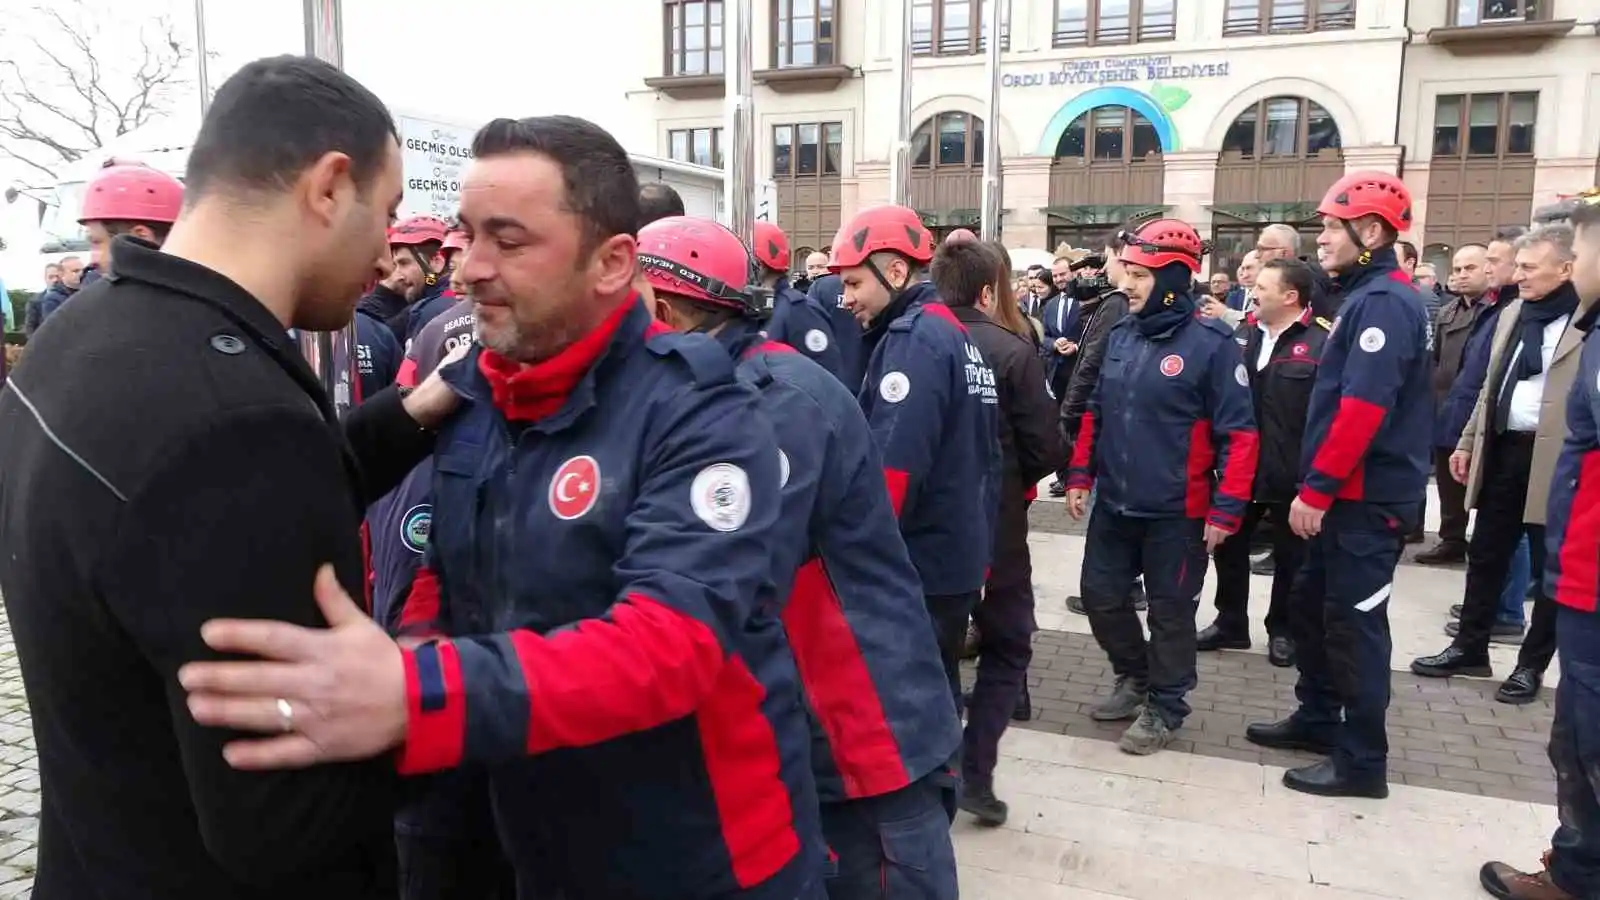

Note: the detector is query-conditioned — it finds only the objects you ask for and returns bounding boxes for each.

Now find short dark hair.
[639,182,685,225]
[1101,228,1124,253]
[1570,200,1599,232]
[473,116,641,254]
[1396,240,1418,264]
[103,220,173,244]
[930,239,1002,308]
[1261,258,1314,307]
[1491,225,1527,245]
[185,55,398,202]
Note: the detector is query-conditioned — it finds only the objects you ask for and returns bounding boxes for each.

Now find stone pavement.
[0,613,37,899]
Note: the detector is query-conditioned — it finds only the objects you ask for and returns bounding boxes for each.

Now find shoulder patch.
[400,504,432,554]
[1315,317,1332,331]
[1358,326,1387,353]
[690,463,752,532]
[644,331,738,386]
[879,370,912,403]
[803,328,829,353]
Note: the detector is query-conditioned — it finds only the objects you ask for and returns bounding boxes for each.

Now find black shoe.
[1415,541,1468,565]
[1048,480,1066,498]
[1496,667,1543,705]
[1196,623,1251,652]
[1405,529,1426,545]
[1130,580,1147,612]
[1450,603,1463,620]
[1012,685,1032,722]
[1268,635,1296,668]
[1410,646,1493,679]
[1444,619,1524,645]
[1244,716,1337,754]
[1282,758,1388,799]
[958,784,1008,826]
[1250,553,1276,576]
[1066,594,1087,615]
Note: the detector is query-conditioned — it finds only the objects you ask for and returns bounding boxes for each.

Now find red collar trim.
[477,297,635,422]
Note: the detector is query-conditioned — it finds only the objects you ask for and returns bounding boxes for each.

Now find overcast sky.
[0,0,647,283]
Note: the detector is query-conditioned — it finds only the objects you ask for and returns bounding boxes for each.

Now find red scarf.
[477,299,633,421]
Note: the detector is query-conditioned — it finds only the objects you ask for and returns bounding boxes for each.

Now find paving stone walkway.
[0,613,38,899]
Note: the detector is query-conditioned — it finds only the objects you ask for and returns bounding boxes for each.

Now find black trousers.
[926,591,982,710]
[962,490,1036,786]
[1434,448,1470,545]
[1455,433,1544,658]
[1211,501,1304,640]
[1516,583,1559,675]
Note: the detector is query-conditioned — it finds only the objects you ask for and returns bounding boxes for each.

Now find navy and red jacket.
[1067,309,1258,531]
[1544,302,1600,612]
[1297,247,1432,510]
[857,281,1001,595]
[765,281,844,382]
[395,299,821,900]
[714,319,960,804]
[366,299,475,628]
[808,274,864,389]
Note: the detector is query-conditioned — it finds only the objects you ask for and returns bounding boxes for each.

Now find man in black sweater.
[0,56,460,899]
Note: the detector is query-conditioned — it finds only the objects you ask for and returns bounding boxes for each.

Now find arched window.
[1053,106,1162,163]
[1222,96,1342,159]
[911,112,985,169]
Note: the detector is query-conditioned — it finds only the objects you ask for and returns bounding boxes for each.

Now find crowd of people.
[1,51,1599,900]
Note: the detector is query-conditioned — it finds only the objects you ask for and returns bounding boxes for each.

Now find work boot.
[1451,603,1463,619]
[1245,716,1336,754]
[1415,541,1467,565]
[1282,758,1388,799]
[1445,619,1524,645]
[1496,667,1543,705]
[1048,479,1066,498]
[1250,551,1276,576]
[1090,675,1146,721]
[1410,646,1493,678]
[1479,853,1579,899]
[1066,594,1087,615]
[958,782,1008,827]
[1118,706,1174,756]
[1267,635,1296,668]
[1012,684,1032,722]
[1196,622,1251,652]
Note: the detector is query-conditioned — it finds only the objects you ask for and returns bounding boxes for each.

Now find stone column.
[1340,145,1405,175]
[1001,156,1053,251]
[1162,150,1219,242]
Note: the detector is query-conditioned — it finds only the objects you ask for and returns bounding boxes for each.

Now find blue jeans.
[1497,536,1529,628]
[1547,605,1600,896]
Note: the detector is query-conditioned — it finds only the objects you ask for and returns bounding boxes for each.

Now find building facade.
[627,0,1600,275]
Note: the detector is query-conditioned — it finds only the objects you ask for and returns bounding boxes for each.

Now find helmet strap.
[408,246,438,284]
[865,256,906,302]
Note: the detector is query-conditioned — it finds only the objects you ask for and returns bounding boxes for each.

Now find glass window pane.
[938,113,968,166]
[1305,101,1341,154]
[1225,0,1262,31]
[1222,106,1258,157]
[1507,91,1536,154]
[912,123,933,167]
[1097,0,1131,42]
[824,123,843,174]
[1467,94,1500,156]
[1270,0,1308,31]
[1316,0,1355,27]
[1055,115,1087,158]
[692,130,711,167]
[1433,95,1462,157]
[774,126,793,175]
[686,1,703,26]
[973,116,985,165]
[712,130,724,168]
[708,48,723,73]
[1092,107,1125,160]
[1261,97,1300,157]
[1130,114,1161,159]
[912,0,934,52]
[671,131,689,161]
[1141,0,1176,38]
[942,0,971,51]
[710,0,722,25]
[1056,0,1087,42]
[797,123,820,175]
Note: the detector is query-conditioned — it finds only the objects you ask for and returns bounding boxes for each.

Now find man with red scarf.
[177,116,826,900]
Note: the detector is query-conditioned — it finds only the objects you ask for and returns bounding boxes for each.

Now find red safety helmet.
[637,216,759,315]
[442,229,470,253]
[828,204,935,271]
[1116,218,1207,274]
[752,221,790,272]
[389,215,451,246]
[1317,171,1413,233]
[79,160,183,225]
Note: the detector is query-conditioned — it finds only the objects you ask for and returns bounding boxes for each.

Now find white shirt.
[1503,314,1570,432]
[1256,319,1288,371]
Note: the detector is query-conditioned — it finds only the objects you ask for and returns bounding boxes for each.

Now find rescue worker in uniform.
[1199,258,1330,669]
[752,220,845,381]
[638,215,961,900]
[808,259,863,388]
[1244,171,1432,799]
[179,115,827,900]
[388,215,461,350]
[1065,218,1258,755]
[1480,188,1600,900]
[79,159,183,274]
[927,236,1062,826]
[830,203,1002,707]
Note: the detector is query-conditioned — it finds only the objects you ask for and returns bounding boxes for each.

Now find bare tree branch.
[0,0,191,180]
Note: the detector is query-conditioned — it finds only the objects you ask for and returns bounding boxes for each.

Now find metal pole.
[194,0,212,117]
[724,0,755,245]
[298,0,360,414]
[979,0,1003,241]
[889,0,915,207]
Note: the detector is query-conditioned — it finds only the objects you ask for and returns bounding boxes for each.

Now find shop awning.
[1207,202,1321,224]
[1039,204,1169,225]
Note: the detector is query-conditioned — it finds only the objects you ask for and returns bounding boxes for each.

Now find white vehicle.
[12,110,726,282]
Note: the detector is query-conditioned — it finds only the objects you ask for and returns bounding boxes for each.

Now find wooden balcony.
[1213,150,1345,204]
